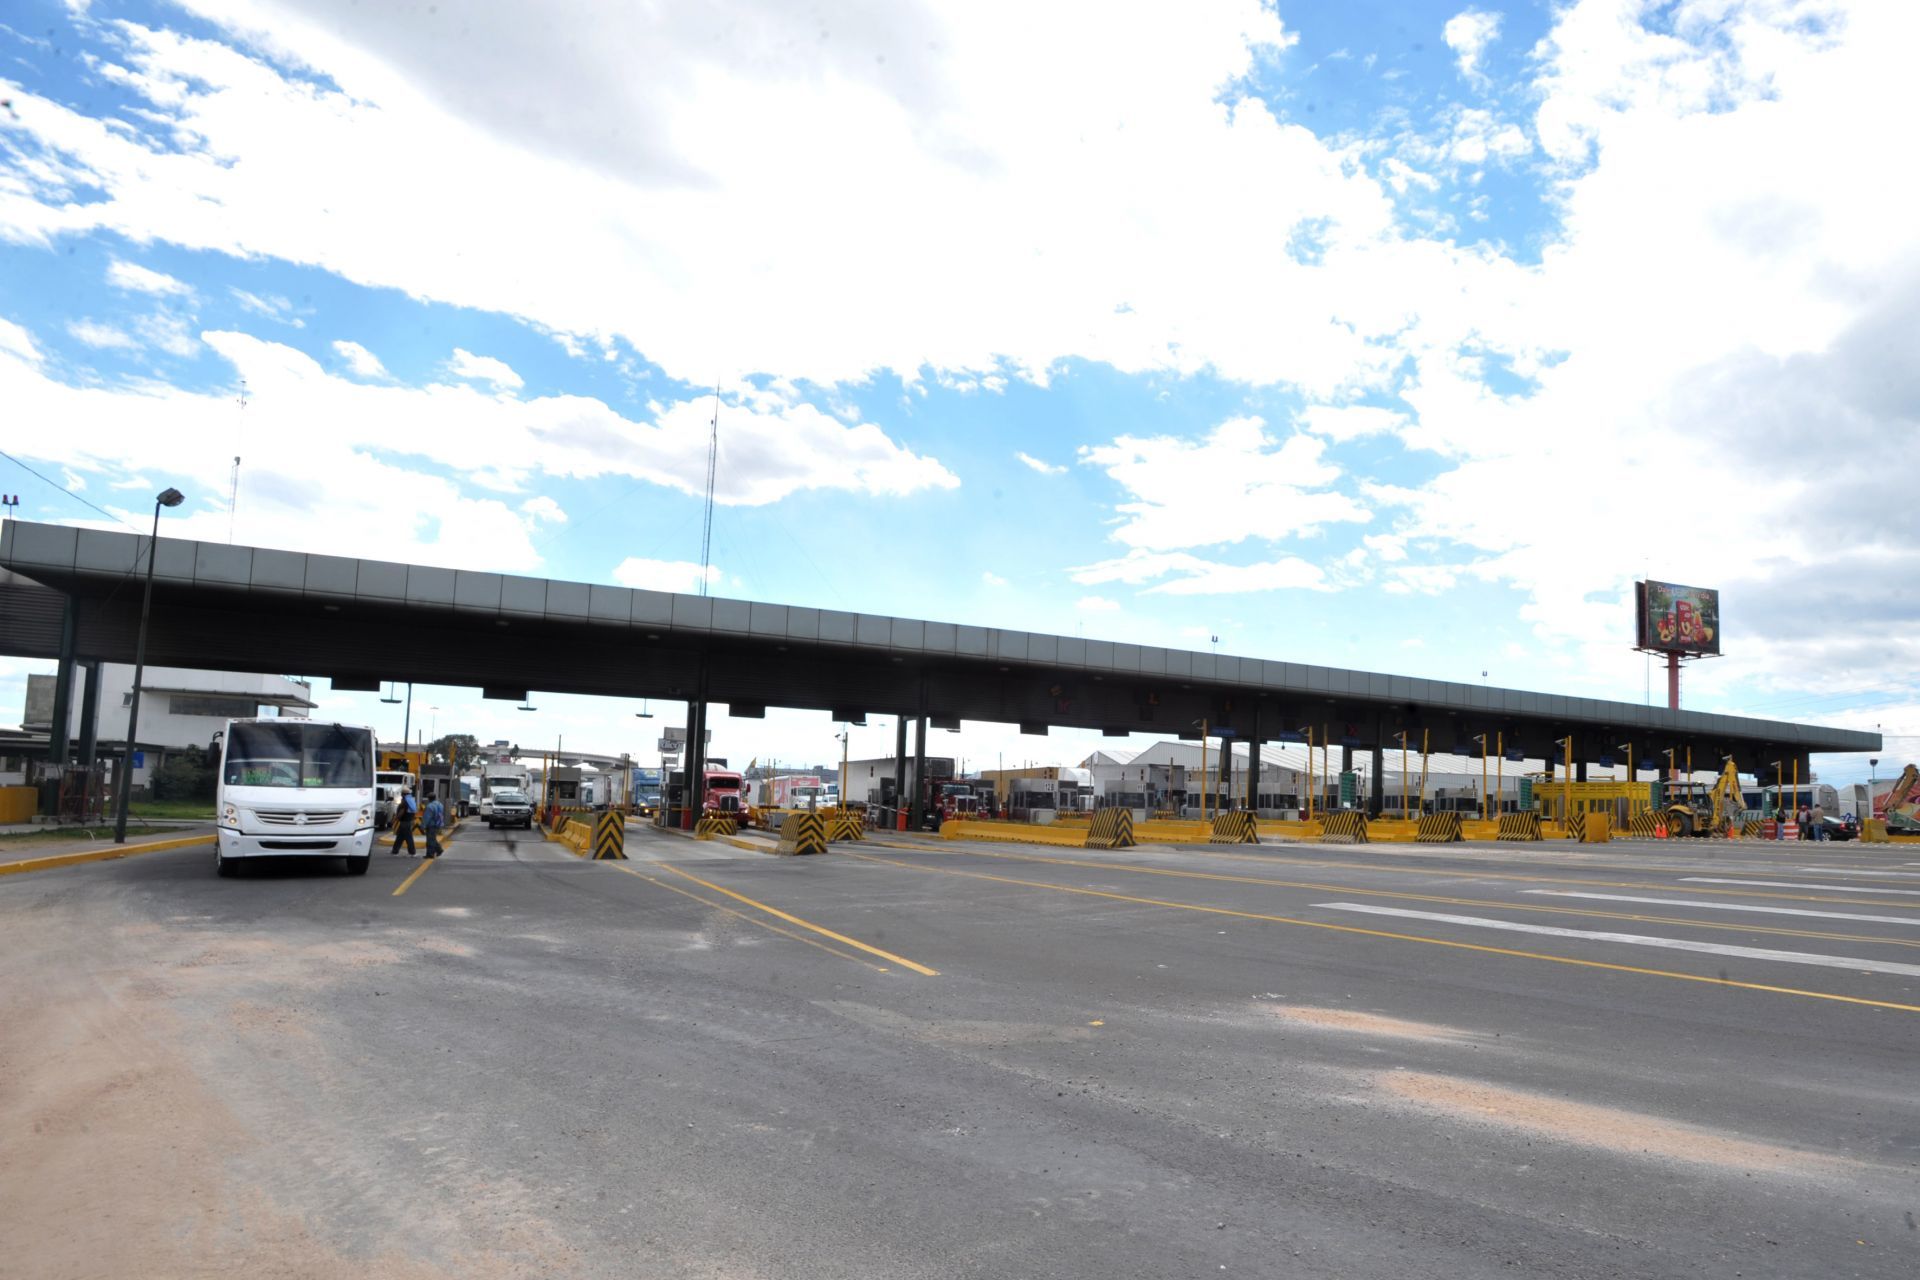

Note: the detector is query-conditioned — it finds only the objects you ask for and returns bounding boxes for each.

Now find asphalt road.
[2,821,1916,1278]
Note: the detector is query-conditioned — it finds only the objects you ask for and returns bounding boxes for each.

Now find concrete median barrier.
[1208,812,1260,844]
[1084,809,1137,849]
[1415,813,1463,843]
[1319,812,1368,844]
[775,812,828,855]
[1496,813,1544,842]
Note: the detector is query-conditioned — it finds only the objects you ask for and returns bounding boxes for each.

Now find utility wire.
[0,448,138,530]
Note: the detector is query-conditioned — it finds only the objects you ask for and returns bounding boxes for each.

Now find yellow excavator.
[1664,758,1746,838]
[1877,764,1919,834]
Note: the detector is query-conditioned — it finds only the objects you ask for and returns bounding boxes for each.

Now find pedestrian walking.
[423,794,446,858]
[391,788,419,856]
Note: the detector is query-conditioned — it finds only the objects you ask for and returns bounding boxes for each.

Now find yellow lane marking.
[0,833,214,878]
[914,846,1920,950]
[836,849,1920,1015]
[391,854,440,897]
[636,862,939,976]
[603,862,887,972]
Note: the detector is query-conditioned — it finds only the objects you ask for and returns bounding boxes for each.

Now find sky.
[1,0,1916,785]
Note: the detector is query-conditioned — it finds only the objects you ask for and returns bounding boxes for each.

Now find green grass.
[128,799,215,820]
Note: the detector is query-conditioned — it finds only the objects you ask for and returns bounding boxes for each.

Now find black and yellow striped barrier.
[1563,812,1611,843]
[1085,809,1136,849]
[1319,811,1369,844]
[1415,812,1463,843]
[827,810,866,842]
[1496,812,1543,841]
[776,812,828,855]
[1208,812,1259,844]
[1624,811,1660,838]
[592,810,627,859]
[694,815,739,840]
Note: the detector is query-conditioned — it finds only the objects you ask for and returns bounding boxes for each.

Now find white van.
[214,718,377,876]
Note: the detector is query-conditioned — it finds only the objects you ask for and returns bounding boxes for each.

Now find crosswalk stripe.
[1524,890,1920,927]
[1313,903,1920,978]
[1797,867,1920,878]
[1681,878,1920,896]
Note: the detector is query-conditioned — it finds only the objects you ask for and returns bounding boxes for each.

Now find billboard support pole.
[1667,651,1681,710]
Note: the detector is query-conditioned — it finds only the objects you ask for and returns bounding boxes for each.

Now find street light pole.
[113,487,184,844]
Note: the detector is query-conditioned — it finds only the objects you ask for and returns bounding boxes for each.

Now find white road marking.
[1524,890,1920,927]
[1313,903,1920,978]
[1797,867,1920,878]
[1680,878,1920,896]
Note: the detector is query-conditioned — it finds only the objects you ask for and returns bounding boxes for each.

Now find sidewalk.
[0,822,216,875]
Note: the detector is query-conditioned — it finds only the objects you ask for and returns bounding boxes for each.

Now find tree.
[152,745,216,801]
[427,733,481,772]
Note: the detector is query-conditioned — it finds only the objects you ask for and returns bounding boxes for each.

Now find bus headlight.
[221,803,239,828]
[359,807,372,826]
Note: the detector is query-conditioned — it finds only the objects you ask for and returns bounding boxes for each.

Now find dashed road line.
[1314,903,1920,979]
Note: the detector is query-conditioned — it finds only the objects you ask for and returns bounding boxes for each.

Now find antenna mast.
[227,455,241,544]
[699,382,718,597]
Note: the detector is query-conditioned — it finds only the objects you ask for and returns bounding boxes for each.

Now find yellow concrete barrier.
[1366,819,1420,842]
[1208,812,1260,844]
[1415,813,1463,843]
[1137,819,1212,843]
[1459,818,1499,841]
[775,812,828,855]
[1496,813,1544,842]
[939,819,1090,849]
[592,810,627,859]
[1319,812,1368,844]
[1860,819,1890,843]
[1565,812,1611,843]
[1263,819,1321,840]
[0,786,37,824]
[1085,809,1137,850]
[827,810,866,842]
[695,815,738,841]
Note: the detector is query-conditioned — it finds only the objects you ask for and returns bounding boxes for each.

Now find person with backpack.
[422,793,447,859]
[391,787,419,856]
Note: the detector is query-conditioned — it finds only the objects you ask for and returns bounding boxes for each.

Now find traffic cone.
[1654,822,1668,839]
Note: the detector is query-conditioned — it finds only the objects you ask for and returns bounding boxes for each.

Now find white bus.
[215,718,377,876]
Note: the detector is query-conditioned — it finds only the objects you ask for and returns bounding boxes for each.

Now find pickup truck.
[485,788,535,829]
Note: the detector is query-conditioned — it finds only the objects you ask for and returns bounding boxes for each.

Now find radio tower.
[227,455,241,544]
[698,383,718,597]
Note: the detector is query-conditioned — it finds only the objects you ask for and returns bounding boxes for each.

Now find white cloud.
[447,348,524,391]
[0,327,959,544]
[1075,595,1121,612]
[1015,451,1066,475]
[231,288,301,325]
[1443,9,1503,82]
[0,318,43,364]
[331,339,387,379]
[106,258,193,298]
[1071,548,1328,595]
[60,468,86,492]
[0,5,1404,393]
[611,558,721,593]
[981,570,1008,587]
[67,320,137,349]
[132,310,199,356]
[1080,415,1368,552]
[520,495,567,524]
[1297,404,1407,442]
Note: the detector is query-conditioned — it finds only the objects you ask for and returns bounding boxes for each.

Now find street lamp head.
[156,488,185,508]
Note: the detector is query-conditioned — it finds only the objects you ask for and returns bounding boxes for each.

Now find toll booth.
[417,763,459,812]
[547,765,584,806]
[660,769,688,828]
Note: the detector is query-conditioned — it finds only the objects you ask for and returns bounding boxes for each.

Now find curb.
[0,833,216,878]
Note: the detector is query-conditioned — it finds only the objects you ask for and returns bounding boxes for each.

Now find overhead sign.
[1636,580,1721,655]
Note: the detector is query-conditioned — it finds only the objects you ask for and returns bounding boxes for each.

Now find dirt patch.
[416,937,477,958]
[0,908,577,1278]
[1374,1070,1851,1176]
[1269,1004,1475,1042]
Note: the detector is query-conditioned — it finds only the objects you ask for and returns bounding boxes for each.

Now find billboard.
[1636,580,1721,655]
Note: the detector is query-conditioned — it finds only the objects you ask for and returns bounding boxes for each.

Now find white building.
[24,663,314,790]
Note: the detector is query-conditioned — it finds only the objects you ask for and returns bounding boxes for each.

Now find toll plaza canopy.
[0,520,1877,779]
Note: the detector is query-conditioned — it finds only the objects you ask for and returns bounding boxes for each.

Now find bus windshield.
[224,723,374,789]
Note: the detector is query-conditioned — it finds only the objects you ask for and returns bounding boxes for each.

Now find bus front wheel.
[345,855,371,876]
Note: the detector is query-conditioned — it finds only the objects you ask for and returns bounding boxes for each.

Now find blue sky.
[2,0,1915,782]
